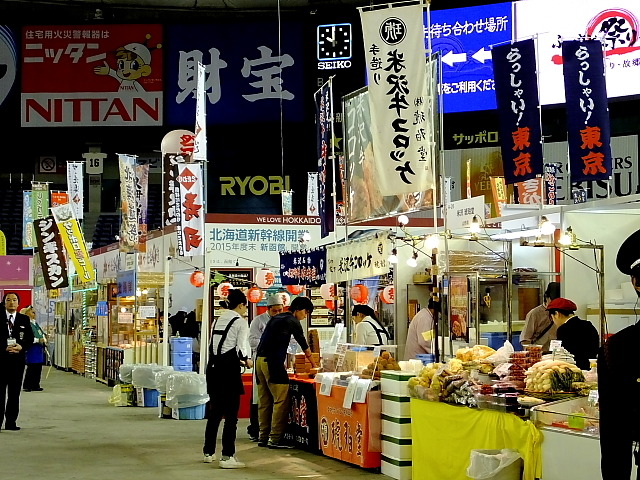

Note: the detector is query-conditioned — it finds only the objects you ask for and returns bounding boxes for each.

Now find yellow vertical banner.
[50,204,95,284]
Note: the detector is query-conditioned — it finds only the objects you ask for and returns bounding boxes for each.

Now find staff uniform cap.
[616,229,640,275]
[266,294,283,307]
[546,298,577,312]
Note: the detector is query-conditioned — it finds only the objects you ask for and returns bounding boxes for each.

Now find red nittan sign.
[22,24,163,127]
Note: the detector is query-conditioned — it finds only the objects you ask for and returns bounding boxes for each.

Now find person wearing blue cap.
[599,228,640,480]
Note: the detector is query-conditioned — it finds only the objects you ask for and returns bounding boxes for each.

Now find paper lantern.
[189,270,205,288]
[216,282,234,298]
[350,284,369,304]
[381,285,395,304]
[247,287,264,303]
[319,283,336,300]
[286,285,305,295]
[161,129,196,156]
[256,268,276,289]
[277,292,291,307]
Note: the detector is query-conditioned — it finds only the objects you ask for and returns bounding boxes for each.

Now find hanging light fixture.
[539,216,556,235]
[406,251,418,268]
[387,247,398,264]
[469,215,481,234]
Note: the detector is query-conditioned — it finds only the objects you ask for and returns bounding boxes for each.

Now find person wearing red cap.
[599,228,640,480]
[546,297,598,370]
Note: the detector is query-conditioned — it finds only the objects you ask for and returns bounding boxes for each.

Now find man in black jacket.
[0,292,35,431]
[599,229,640,479]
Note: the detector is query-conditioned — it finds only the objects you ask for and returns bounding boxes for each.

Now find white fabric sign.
[193,62,207,162]
[326,230,390,283]
[361,3,434,196]
[177,163,205,257]
[307,172,319,216]
[66,162,84,220]
[118,154,138,252]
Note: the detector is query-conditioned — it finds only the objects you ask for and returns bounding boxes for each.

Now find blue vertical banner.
[315,82,334,239]
[562,39,612,184]
[492,38,543,185]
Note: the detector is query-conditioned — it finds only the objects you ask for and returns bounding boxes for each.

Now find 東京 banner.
[176,163,204,257]
[562,39,612,184]
[360,3,434,197]
[326,231,389,283]
[492,38,543,184]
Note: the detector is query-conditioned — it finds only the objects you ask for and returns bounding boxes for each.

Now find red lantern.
[350,284,369,304]
[216,282,233,298]
[190,270,205,288]
[381,285,395,304]
[247,287,264,303]
[286,285,305,295]
[256,269,276,289]
[319,283,335,300]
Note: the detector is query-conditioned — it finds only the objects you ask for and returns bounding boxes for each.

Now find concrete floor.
[3,368,382,480]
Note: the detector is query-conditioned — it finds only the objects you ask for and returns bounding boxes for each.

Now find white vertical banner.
[360,3,434,196]
[66,161,84,220]
[118,154,139,252]
[193,62,207,162]
[307,172,319,216]
[176,163,204,257]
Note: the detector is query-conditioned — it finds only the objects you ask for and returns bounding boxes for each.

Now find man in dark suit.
[599,229,640,479]
[0,292,35,431]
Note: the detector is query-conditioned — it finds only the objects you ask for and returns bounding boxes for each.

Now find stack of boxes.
[380,370,415,480]
[170,337,193,372]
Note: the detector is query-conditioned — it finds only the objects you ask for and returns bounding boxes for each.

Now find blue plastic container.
[170,337,193,353]
[142,388,159,408]
[172,365,194,372]
[171,352,193,367]
[173,403,206,420]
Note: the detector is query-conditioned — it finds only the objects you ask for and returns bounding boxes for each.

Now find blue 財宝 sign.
[166,22,305,126]
[425,2,513,113]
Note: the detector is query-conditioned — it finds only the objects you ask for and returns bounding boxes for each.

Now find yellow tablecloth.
[411,399,541,480]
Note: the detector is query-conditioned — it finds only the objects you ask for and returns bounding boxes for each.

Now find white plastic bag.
[484,341,515,366]
[467,449,522,480]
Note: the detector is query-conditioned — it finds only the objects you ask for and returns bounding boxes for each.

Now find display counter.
[410,398,541,480]
[284,377,320,453]
[315,383,382,469]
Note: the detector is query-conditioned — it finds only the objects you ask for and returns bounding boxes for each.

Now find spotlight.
[398,214,409,226]
[469,215,481,234]
[387,248,398,264]
[406,251,418,268]
[539,216,556,235]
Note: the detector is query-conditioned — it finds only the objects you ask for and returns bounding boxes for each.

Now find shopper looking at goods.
[202,289,252,469]
[255,295,316,449]
[22,306,47,392]
[545,297,598,370]
[404,297,437,360]
[352,304,389,346]
[521,282,561,352]
[246,293,284,442]
[0,292,34,431]
[599,228,640,480]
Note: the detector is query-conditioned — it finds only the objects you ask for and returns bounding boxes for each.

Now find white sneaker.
[203,454,214,463]
[219,456,246,469]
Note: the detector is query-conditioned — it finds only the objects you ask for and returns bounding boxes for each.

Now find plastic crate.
[171,352,193,367]
[172,403,206,420]
[169,337,193,353]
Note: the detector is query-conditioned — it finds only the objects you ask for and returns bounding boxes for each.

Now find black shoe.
[5,425,21,431]
[267,440,294,449]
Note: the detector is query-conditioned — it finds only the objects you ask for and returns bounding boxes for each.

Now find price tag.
[343,375,359,409]
[353,378,371,403]
[319,374,334,396]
